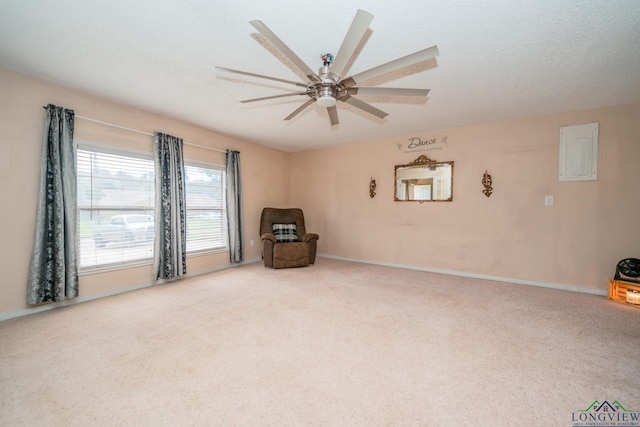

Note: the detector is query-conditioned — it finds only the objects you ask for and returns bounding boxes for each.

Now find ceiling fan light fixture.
[317,95,337,107]
[316,85,337,107]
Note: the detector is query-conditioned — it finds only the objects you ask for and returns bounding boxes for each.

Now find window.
[77,145,155,269]
[184,164,226,252]
[77,144,227,270]
[413,184,432,200]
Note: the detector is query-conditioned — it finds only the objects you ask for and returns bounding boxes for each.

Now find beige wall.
[290,103,640,293]
[2,66,638,317]
[0,68,290,315]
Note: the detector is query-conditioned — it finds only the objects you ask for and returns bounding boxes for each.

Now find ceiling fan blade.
[216,66,308,88]
[329,9,374,81]
[284,99,315,121]
[341,45,440,87]
[327,106,339,126]
[341,96,388,119]
[241,92,308,103]
[346,87,430,97]
[249,20,320,83]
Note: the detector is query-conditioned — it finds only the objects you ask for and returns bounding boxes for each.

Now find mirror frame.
[394,155,454,203]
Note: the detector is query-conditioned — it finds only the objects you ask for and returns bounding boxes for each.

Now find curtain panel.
[226,150,243,263]
[27,104,78,304]
[154,132,187,280]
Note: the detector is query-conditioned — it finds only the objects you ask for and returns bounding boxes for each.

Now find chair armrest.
[261,233,277,243]
[301,233,319,242]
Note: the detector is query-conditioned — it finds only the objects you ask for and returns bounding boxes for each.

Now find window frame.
[75,141,229,274]
[76,141,156,273]
[183,159,228,255]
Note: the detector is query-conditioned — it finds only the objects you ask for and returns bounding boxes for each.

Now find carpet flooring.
[1,258,639,426]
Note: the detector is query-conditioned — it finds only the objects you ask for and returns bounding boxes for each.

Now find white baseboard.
[317,253,608,297]
[2,255,605,322]
[0,257,262,322]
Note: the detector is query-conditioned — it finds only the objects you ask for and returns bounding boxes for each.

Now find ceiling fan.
[216,9,439,126]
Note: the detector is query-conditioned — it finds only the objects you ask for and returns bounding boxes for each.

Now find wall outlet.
[250,239,255,247]
[544,195,554,206]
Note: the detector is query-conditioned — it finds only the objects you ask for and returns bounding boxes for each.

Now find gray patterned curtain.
[226,150,243,263]
[27,104,78,304]
[154,132,187,280]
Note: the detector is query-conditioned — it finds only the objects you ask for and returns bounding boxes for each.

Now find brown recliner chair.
[260,208,319,269]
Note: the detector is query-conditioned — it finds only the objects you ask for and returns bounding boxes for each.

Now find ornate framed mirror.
[394,155,454,202]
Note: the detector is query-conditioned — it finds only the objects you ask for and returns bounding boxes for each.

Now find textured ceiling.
[1,0,639,153]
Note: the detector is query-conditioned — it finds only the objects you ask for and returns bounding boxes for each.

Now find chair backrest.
[260,208,307,239]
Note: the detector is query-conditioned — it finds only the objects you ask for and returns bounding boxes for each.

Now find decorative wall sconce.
[369,177,377,198]
[482,170,493,197]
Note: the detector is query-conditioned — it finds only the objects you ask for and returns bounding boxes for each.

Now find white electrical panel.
[559,122,598,181]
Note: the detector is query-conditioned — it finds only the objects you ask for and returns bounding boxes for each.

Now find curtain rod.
[42,106,227,154]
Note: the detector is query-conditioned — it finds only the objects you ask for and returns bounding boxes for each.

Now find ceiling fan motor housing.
[315,65,341,107]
